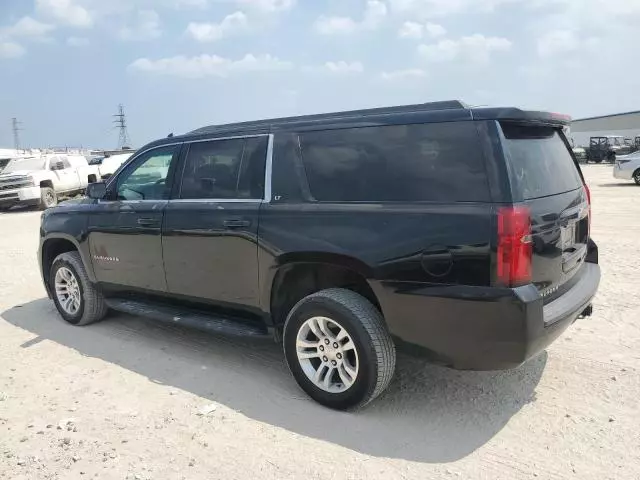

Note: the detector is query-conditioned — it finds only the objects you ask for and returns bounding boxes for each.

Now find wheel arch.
[39,179,54,189]
[267,254,381,332]
[40,234,96,296]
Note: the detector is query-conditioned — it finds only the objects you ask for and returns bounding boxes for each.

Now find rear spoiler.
[471,107,572,126]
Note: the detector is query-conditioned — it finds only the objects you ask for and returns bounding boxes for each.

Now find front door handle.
[137,218,160,227]
[223,219,251,228]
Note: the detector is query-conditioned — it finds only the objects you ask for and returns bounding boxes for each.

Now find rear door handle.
[137,218,160,227]
[223,219,251,228]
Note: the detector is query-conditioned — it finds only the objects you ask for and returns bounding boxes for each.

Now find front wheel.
[283,288,396,410]
[40,187,57,210]
[633,169,640,185]
[50,251,108,326]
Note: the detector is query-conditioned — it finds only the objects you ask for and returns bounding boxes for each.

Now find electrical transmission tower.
[113,104,132,149]
[11,117,23,151]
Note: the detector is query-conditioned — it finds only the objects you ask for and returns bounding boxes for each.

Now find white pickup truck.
[0,154,100,211]
[88,152,134,180]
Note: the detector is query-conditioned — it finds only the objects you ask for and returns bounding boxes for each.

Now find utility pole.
[11,117,22,151]
[113,104,132,149]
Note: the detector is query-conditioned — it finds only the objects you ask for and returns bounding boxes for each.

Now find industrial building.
[570,110,640,147]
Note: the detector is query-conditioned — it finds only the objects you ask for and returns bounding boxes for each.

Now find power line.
[11,117,23,151]
[113,104,132,149]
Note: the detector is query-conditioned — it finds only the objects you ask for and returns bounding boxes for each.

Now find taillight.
[497,206,532,287]
[584,183,591,236]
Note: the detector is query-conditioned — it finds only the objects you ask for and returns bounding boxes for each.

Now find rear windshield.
[298,122,490,203]
[501,123,582,200]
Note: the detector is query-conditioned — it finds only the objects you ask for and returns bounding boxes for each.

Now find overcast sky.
[1,0,639,148]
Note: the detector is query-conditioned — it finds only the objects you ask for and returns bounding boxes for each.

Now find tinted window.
[116,146,178,200]
[501,123,582,200]
[298,122,489,202]
[236,136,268,199]
[180,137,267,200]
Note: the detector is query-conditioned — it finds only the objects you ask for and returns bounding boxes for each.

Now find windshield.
[3,157,45,173]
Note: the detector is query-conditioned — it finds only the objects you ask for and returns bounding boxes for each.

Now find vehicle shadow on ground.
[598,182,637,187]
[2,299,546,464]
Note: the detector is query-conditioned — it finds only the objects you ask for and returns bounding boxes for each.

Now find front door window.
[116,146,179,200]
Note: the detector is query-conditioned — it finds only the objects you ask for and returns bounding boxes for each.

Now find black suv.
[38,101,600,410]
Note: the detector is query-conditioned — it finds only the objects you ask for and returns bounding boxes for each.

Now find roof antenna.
[167,132,174,138]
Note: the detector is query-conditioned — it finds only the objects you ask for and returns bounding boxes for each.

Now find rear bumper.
[374,262,600,371]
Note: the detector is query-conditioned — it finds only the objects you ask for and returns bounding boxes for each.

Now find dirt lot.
[0,165,638,480]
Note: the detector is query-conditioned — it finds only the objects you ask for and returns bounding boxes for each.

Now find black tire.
[633,169,640,186]
[50,251,108,326]
[283,288,396,410]
[607,153,616,164]
[40,187,57,210]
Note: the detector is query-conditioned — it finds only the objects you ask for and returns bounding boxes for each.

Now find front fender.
[40,211,94,283]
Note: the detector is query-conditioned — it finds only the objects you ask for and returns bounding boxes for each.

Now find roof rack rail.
[190,100,468,135]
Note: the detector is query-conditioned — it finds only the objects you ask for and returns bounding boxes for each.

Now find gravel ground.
[1,164,638,480]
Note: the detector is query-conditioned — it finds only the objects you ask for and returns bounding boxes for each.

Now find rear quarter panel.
[258,202,493,334]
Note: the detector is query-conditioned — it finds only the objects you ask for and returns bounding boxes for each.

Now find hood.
[0,170,37,178]
[59,197,90,206]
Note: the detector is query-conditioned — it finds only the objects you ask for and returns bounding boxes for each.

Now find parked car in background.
[38,101,600,409]
[587,135,635,163]
[613,151,640,185]
[88,152,134,180]
[0,154,99,210]
[572,145,587,163]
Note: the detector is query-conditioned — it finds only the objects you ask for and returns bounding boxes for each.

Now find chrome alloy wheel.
[54,266,82,315]
[296,316,359,393]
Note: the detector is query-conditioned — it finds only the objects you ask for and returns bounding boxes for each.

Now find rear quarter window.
[500,122,583,200]
[298,122,490,203]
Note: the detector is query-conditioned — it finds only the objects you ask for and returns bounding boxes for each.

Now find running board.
[105,298,269,338]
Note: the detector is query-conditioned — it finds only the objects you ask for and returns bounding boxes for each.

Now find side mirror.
[87,182,107,200]
[51,161,64,171]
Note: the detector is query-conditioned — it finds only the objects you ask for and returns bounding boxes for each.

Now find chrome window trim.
[104,133,274,204]
[264,133,274,203]
[168,199,263,204]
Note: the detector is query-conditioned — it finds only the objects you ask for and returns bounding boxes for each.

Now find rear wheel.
[633,169,640,185]
[40,187,57,210]
[283,288,395,410]
[50,251,108,326]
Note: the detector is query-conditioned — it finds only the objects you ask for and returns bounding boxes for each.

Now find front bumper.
[374,262,600,371]
[0,186,41,205]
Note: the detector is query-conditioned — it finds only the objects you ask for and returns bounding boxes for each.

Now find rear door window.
[501,123,583,200]
[298,122,490,202]
[179,136,267,200]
